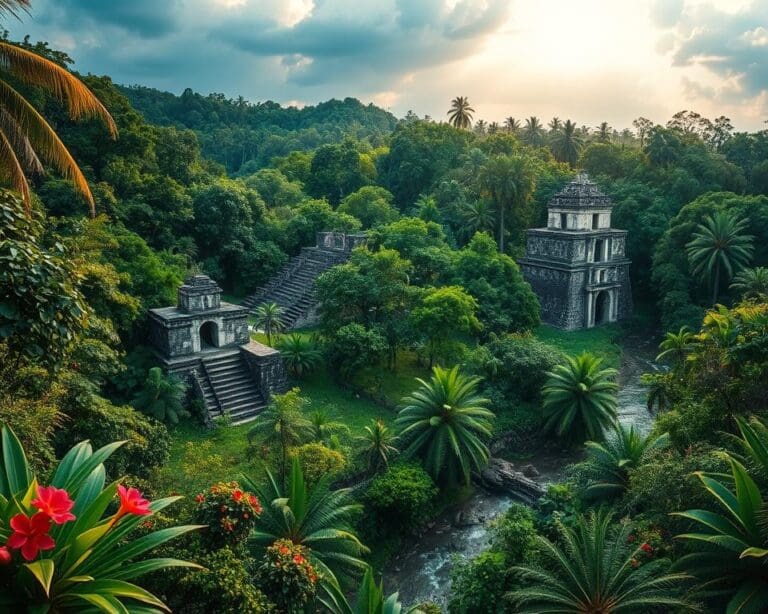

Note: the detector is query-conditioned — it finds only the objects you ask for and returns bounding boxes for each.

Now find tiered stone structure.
[149,275,287,424]
[519,173,631,330]
[243,231,367,329]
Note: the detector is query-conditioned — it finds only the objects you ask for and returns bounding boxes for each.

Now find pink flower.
[114,485,151,522]
[6,513,56,561]
[31,485,76,524]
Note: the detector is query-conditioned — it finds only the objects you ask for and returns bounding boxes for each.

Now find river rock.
[521,463,539,478]
[477,457,545,503]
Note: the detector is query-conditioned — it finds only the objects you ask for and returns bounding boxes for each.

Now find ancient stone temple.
[149,275,287,424]
[519,173,632,330]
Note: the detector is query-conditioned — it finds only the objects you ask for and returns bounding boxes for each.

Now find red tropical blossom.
[195,494,205,503]
[640,542,653,554]
[293,554,305,564]
[31,485,76,524]
[0,546,11,565]
[6,512,56,561]
[114,484,151,522]
[231,489,243,502]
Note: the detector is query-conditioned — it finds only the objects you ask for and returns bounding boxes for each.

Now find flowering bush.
[0,425,200,611]
[194,481,262,547]
[255,539,318,612]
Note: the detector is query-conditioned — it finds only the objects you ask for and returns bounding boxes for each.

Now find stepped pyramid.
[243,232,367,329]
[148,275,287,424]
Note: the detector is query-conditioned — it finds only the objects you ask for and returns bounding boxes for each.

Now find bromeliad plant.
[0,425,201,612]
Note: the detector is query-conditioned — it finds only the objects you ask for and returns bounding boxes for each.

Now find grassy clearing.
[535,323,623,369]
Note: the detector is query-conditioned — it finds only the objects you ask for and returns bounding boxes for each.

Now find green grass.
[535,323,623,368]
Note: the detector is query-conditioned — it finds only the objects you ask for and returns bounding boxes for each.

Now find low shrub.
[255,539,319,612]
[365,463,438,534]
[290,442,346,486]
[193,481,262,549]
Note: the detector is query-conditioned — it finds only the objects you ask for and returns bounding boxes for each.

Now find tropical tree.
[474,119,487,135]
[642,372,673,413]
[247,388,312,486]
[447,97,474,129]
[487,121,500,135]
[504,117,520,134]
[396,366,494,485]
[478,154,536,252]
[322,566,424,614]
[541,352,618,443]
[550,119,584,168]
[359,419,399,473]
[731,266,768,300]
[595,121,613,142]
[674,452,768,611]
[686,211,754,304]
[253,302,285,346]
[0,6,117,216]
[581,423,670,499]
[0,425,200,611]
[522,116,545,147]
[308,410,349,446]
[656,326,695,369]
[510,510,692,613]
[242,458,368,589]
[276,332,322,376]
[460,199,496,237]
[548,116,562,132]
[131,367,187,425]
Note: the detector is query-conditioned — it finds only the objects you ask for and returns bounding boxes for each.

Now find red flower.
[31,485,76,524]
[247,494,262,513]
[195,494,205,503]
[279,545,290,555]
[6,513,56,561]
[293,554,305,564]
[231,489,243,503]
[0,547,11,565]
[114,485,151,522]
[641,543,653,554]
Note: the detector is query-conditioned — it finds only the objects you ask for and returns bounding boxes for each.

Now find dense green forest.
[4,24,768,613]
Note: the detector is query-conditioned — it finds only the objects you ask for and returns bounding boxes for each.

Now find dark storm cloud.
[34,0,182,38]
[660,1,768,100]
[212,0,512,86]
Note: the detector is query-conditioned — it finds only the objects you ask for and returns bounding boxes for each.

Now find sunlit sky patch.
[6,0,767,130]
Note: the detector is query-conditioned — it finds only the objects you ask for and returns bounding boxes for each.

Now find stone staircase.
[242,246,350,329]
[197,350,267,424]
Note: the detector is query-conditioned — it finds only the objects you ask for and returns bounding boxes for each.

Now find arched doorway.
[594,291,610,325]
[200,321,219,349]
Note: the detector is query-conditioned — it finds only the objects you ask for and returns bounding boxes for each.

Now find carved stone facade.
[519,173,632,330]
[148,275,288,423]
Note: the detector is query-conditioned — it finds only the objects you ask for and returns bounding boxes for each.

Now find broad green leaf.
[23,559,55,597]
[1,425,32,496]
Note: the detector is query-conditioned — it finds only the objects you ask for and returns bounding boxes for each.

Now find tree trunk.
[498,202,505,253]
[712,262,721,305]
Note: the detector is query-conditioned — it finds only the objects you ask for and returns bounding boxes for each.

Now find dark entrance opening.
[560,213,567,229]
[593,239,603,262]
[594,291,610,325]
[200,321,218,348]
[592,213,599,229]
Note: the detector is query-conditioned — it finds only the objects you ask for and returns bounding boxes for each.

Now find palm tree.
[395,366,494,485]
[550,119,584,168]
[687,212,754,304]
[581,423,669,499]
[731,266,768,299]
[276,332,322,376]
[595,121,612,142]
[478,154,536,252]
[322,566,424,614]
[0,5,117,216]
[474,119,487,135]
[548,116,562,132]
[487,121,499,134]
[253,302,285,346]
[642,373,672,413]
[247,389,312,486]
[242,458,368,589]
[309,410,349,445]
[510,510,692,613]
[522,116,545,147]
[460,199,495,236]
[542,352,618,443]
[504,116,520,134]
[359,419,399,473]
[674,451,768,612]
[447,96,474,129]
[656,326,695,369]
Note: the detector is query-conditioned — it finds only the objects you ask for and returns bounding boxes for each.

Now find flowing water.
[383,335,658,607]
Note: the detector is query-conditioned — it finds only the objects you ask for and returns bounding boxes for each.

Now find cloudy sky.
[6,0,768,130]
